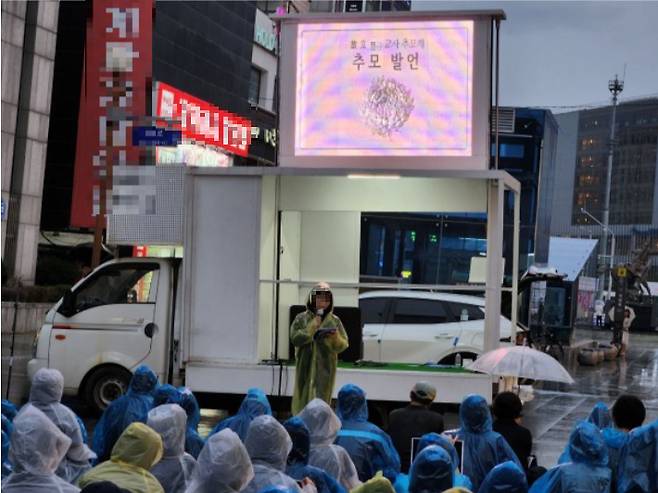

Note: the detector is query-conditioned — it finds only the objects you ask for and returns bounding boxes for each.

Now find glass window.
[446,302,485,322]
[249,67,262,105]
[72,264,160,313]
[392,298,448,324]
[360,298,389,324]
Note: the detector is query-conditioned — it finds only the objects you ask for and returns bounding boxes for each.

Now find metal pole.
[599,75,623,301]
[608,233,615,302]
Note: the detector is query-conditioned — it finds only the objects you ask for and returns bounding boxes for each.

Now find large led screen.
[295,20,473,157]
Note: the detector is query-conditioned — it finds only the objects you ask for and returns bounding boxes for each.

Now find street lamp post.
[582,207,615,302]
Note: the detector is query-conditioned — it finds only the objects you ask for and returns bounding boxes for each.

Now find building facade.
[551,97,658,281]
[2,2,59,284]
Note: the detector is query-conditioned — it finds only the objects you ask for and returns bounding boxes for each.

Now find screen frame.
[277,10,503,170]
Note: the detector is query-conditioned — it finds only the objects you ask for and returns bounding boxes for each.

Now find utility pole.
[598,74,623,301]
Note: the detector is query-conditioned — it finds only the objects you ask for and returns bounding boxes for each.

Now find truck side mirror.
[144,323,158,339]
[57,290,75,317]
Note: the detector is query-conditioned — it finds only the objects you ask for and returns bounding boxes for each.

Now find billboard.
[278,12,496,170]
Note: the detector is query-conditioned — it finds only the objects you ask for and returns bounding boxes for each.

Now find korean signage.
[156,82,251,157]
[294,20,474,157]
[70,0,153,228]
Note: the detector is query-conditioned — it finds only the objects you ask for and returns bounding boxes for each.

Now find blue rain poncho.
[284,417,347,493]
[211,388,272,441]
[616,419,657,493]
[92,365,159,462]
[335,384,400,482]
[185,429,254,493]
[178,387,205,459]
[417,433,472,490]
[1,414,12,436]
[458,394,522,492]
[1,400,18,422]
[148,404,197,493]
[558,402,612,463]
[2,430,11,479]
[243,415,301,493]
[154,384,183,408]
[479,461,527,493]
[26,368,95,482]
[408,445,453,493]
[298,399,361,491]
[258,487,299,493]
[2,405,80,493]
[529,421,610,493]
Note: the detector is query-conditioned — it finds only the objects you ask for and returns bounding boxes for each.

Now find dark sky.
[413,1,658,111]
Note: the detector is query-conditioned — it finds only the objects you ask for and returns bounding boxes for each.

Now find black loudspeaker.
[288,305,363,363]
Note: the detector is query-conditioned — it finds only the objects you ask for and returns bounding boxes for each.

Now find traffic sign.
[132,126,181,147]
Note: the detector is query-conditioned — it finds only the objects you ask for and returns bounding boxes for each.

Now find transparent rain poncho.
[479,461,528,493]
[26,368,95,482]
[243,415,301,493]
[458,394,522,492]
[335,384,400,482]
[92,365,159,462]
[211,388,272,441]
[79,422,164,493]
[616,419,657,493]
[185,428,254,493]
[1,405,80,493]
[529,421,610,493]
[284,416,347,493]
[298,399,361,491]
[148,404,198,493]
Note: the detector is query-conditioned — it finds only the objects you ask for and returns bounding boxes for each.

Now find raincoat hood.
[29,368,64,404]
[187,429,254,493]
[587,402,612,430]
[147,404,187,458]
[2,399,18,421]
[258,487,298,493]
[479,461,527,493]
[239,389,273,419]
[298,399,342,447]
[568,421,608,467]
[154,384,183,407]
[179,387,201,429]
[418,433,460,470]
[337,384,368,422]
[128,365,158,395]
[305,282,334,314]
[110,422,163,469]
[460,394,493,434]
[245,415,292,471]
[284,417,311,466]
[408,445,453,493]
[9,405,71,475]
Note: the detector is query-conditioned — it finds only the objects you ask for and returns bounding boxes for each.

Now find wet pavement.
[520,329,658,467]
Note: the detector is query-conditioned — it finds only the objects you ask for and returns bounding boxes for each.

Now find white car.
[359,291,515,364]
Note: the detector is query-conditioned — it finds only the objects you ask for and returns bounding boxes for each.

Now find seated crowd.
[1,365,656,493]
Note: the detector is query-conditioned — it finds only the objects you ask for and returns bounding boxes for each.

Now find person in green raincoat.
[78,422,164,493]
[291,283,349,415]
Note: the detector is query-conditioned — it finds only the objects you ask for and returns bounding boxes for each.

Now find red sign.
[70,0,153,228]
[156,82,251,157]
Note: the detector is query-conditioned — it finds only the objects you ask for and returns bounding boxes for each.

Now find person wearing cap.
[290,282,349,415]
[387,382,444,473]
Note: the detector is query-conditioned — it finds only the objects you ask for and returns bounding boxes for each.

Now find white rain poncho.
[185,429,254,493]
[26,368,95,483]
[243,415,302,493]
[1,405,80,493]
[148,404,198,493]
[298,399,361,490]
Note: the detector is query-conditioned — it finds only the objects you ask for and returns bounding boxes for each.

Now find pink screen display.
[295,20,473,157]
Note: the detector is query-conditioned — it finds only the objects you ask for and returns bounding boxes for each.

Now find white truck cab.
[29,258,179,410]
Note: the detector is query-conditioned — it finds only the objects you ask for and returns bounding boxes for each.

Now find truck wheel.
[438,352,478,366]
[84,366,132,414]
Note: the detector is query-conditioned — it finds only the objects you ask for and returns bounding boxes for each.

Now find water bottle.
[455,353,462,367]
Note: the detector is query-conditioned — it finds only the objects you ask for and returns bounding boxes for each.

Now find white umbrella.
[466,346,575,384]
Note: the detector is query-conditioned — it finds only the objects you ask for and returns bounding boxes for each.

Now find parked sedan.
[359,291,515,364]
